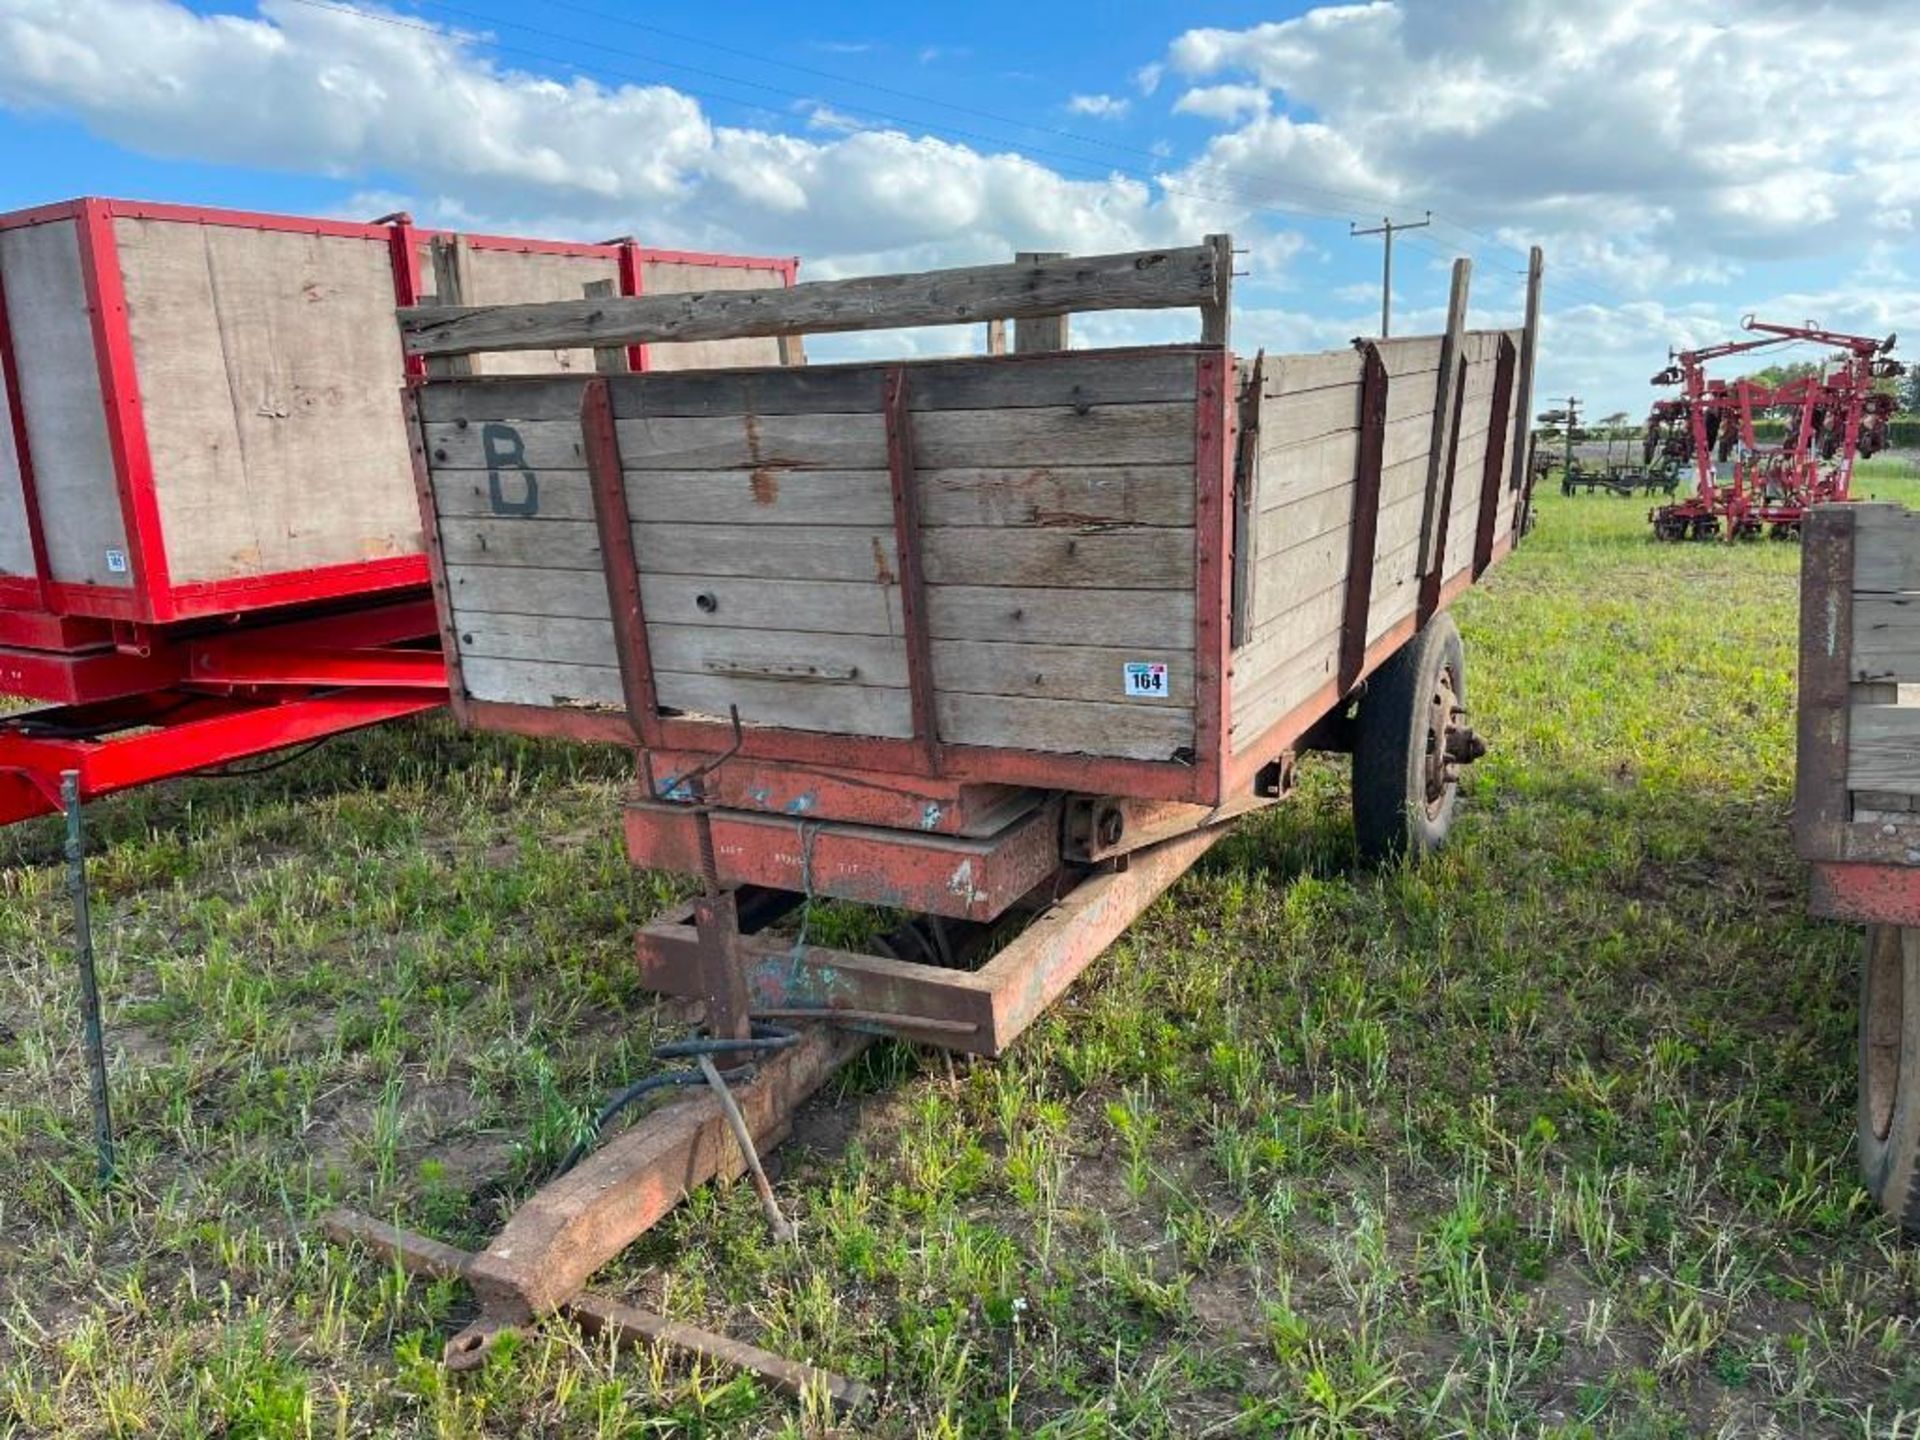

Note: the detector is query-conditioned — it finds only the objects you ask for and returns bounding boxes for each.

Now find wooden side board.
[1227,320,1524,754]
[1795,503,1920,908]
[422,348,1206,761]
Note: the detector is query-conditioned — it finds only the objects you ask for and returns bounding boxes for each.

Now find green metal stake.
[61,771,115,1186]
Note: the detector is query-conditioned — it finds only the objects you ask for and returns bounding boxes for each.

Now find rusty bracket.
[322,1211,868,1413]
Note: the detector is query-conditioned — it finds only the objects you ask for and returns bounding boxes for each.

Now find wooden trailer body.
[0,197,795,630]
[411,299,1531,813]
[1796,501,1920,923]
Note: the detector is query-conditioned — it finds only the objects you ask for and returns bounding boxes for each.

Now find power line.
[1349,212,1429,337]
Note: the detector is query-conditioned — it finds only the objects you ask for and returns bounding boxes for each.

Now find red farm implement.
[1645,317,1904,542]
[0,197,795,823]
[315,238,1547,1405]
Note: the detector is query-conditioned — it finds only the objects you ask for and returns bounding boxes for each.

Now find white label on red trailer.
[104,548,128,574]
[1123,662,1168,698]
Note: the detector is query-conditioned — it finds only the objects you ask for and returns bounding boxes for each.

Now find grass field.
[5,462,1920,1438]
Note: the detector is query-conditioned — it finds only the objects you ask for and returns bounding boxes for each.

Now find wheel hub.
[1423,665,1483,819]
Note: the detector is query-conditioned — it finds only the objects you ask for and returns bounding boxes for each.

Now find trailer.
[1795,502,1920,1229]
[324,236,1544,1401]
[0,198,795,823]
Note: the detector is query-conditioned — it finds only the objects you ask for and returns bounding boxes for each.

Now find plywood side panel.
[0,348,33,578]
[0,221,128,587]
[640,260,787,372]
[461,248,620,376]
[118,219,421,585]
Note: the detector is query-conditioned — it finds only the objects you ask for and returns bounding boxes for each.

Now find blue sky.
[0,0,1913,414]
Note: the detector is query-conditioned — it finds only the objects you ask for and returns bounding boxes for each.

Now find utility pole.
[1350,212,1431,337]
[1540,396,1581,479]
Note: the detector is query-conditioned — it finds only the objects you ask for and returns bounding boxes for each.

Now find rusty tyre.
[1352,613,1467,865]
[1860,925,1920,1231]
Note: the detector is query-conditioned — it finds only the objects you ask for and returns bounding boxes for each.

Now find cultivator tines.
[1646,318,1905,542]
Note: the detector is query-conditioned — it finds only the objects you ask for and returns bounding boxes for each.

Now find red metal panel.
[616,240,648,373]
[0,688,442,824]
[98,198,395,242]
[1811,862,1920,926]
[1194,349,1232,804]
[624,797,1062,921]
[0,644,178,705]
[162,555,429,620]
[73,197,171,621]
[640,750,1035,835]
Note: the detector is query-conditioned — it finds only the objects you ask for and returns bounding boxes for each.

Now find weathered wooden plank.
[641,575,903,636]
[439,516,601,571]
[916,464,1195,528]
[622,414,890,471]
[446,562,611,620]
[1854,592,1920,681]
[1258,429,1359,513]
[1252,524,1349,619]
[1382,411,1439,470]
[415,350,1202,424]
[921,526,1194,590]
[926,585,1193,648]
[455,612,615,666]
[1385,371,1441,424]
[434,469,595,521]
[1262,348,1362,398]
[655,671,913,738]
[1253,482,1352,558]
[648,624,908,688]
[1240,571,1346,661]
[936,692,1194,760]
[1260,384,1361,449]
[931,639,1193,706]
[1376,336,1445,379]
[626,470,893,527]
[1849,704,1920,796]
[462,655,626,709]
[424,420,589,472]
[632,523,899,581]
[913,403,1195,469]
[1851,505,1920,593]
[401,242,1226,357]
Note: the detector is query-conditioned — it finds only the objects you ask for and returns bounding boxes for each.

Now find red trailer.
[324,237,1545,1403]
[0,197,796,823]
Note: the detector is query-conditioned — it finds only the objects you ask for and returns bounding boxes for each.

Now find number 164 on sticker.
[1123,662,1169,698]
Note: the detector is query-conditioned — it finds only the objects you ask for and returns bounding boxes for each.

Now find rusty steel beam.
[1472,335,1518,579]
[976,822,1230,1048]
[636,922,1001,1050]
[321,1210,870,1411]
[638,822,1229,1057]
[624,797,1063,922]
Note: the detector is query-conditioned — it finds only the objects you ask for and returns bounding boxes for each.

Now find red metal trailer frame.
[0,198,797,825]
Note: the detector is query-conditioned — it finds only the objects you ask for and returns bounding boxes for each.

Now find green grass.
[5,460,1920,1437]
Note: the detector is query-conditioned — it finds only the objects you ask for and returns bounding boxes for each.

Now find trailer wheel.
[1860,925,1920,1232]
[1352,613,1476,864]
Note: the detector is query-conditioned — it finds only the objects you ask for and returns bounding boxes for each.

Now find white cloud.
[1133,62,1163,96]
[0,0,1298,279]
[1172,84,1268,125]
[1161,0,1920,287]
[1066,92,1129,120]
